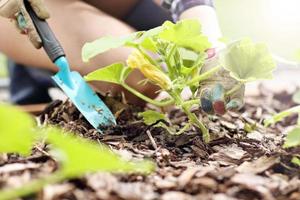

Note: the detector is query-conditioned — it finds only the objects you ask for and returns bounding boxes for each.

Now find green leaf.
[84,63,131,84]
[139,27,165,52]
[293,90,300,104]
[82,33,137,62]
[158,20,211,53]
[291,157,300,166]
[220,38,276,83]
[139,110,167,125]
[140,38,157,52]
[181,65,197,76]
[0,104,36,156]
[46,128,155,177]
[179,48,199,61]
[139,26,163,41]
[264,106,300,127]
[283,127,300,148]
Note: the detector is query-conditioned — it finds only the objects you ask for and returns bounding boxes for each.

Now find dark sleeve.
[161,0,215,21]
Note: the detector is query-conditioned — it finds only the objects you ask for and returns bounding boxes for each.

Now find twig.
[34,145,51,157]
[146,130,158,150]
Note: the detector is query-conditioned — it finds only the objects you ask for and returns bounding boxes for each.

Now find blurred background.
[216,0,300,62]
[215,0,300,94]
[0,0,300,102]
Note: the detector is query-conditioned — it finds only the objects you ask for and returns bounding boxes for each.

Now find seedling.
[0,104,153,200]
[264,91,300,166]
[265,90,300,148]
[83,20,276,142]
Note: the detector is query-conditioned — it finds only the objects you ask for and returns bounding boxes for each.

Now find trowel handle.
[24,0,65,63]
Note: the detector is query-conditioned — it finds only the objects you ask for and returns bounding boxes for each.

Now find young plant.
[83,20,275,142]
[264,90,300,128]
[264,91,300,165]
[0,104,153,200]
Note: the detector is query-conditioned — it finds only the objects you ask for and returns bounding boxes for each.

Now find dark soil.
[1,87,300,200]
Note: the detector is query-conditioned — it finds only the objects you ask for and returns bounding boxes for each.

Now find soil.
[1,86,300,200]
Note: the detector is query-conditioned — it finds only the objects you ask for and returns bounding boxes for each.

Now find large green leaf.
[283,127,300,148]
[158,20,211,53]
[82,33,137,62]
[139,26,163,41]
[139,110,167,125]
[0,104,35,156]
[46,128,155,177]
[84,63,131,84]
[138,26,164,52]
[220,38,276,83]
[140,38,157,52]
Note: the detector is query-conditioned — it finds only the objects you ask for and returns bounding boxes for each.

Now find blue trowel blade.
[52,71,116,131]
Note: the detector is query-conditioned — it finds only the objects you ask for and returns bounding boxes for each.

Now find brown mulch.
[0,87,300,200]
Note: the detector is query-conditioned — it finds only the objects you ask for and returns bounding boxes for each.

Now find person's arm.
[0,0,49,48]
[179,3,223,48]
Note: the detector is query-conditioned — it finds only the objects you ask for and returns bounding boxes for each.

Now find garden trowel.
[24,1,116,130]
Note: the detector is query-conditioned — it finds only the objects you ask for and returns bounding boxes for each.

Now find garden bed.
[1,86,299,200]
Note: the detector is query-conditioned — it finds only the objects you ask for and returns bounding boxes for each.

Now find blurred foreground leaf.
[46,128,155,178]
[0,104,35,156]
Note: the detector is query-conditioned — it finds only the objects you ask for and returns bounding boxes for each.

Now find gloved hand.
[198,52,245,115]
[0,0,49,48]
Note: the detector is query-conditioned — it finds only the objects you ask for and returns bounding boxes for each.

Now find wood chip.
[236,156,280,174]
[177,167,201,188]
[161,191,193,200]
[0,163,40,174]
[230,173,276,200]
[42,183,74,200]
[210,144,247,165]
[192,177,218,191]
[247,131,264,141]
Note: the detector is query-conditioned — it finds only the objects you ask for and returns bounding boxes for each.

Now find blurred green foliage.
[0,53,7,77]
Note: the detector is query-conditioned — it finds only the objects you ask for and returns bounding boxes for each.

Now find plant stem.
[226,83,243,97]
[161,44,177,80]
[169,91,210,142]
[191,54,205,78]
[182,99,200,108]
[187,65,222,86]
[166,44,177,62]
[0,172,66,200]
[176,123,191,135]
[137,46,159,67]
[182,106,210,142]
[121,82,174,107]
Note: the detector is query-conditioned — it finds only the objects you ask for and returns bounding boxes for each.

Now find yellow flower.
[127,51,171,90]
